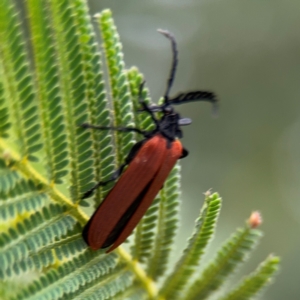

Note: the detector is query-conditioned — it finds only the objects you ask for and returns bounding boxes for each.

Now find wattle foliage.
[0,1,279,299]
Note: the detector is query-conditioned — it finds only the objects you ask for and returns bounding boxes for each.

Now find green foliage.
[185,221,263,300]
[159,192,222,299]
[97,11,136,166]
[219,255,280,300]
[0,0,42,162]
[0,1,279,299]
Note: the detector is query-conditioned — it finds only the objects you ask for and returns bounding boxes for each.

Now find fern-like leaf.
[0,2,279,300]
[14,252,119,300]
[97,10,136,165]
[26,0,69,184]
[185,221,263,300]
[0,81,10,138]
[0,159,22,194]
[146,163,181,280]
[0,179,48,221]
[159,192,222,299]
[47,0,97,201]
[0,0,42,162]
[220,255,280,300]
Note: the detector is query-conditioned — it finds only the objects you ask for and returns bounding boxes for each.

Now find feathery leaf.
[159,192,222,299]
[185,223,263,300]
[220,255,280,300]
[146,163,181,280]
[0,0,42,161]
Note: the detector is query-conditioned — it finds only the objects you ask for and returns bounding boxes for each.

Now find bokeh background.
[87,1,300,299]
[15,0,300,298]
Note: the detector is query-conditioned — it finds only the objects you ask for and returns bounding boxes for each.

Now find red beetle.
[81,30,217,252]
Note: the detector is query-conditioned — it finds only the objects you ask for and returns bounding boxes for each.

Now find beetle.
[81,30,217,252]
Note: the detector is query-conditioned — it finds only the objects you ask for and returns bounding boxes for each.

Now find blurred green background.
[86,1,300,299]
[15,0,299,298]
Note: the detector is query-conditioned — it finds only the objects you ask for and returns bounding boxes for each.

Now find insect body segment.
[81,29,217,252]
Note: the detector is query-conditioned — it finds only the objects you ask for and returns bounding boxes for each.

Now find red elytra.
[83,135,182,252]
[81,30,217,252]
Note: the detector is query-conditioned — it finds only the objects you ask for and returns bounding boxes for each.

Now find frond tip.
[184,212,264,300]
[220,255,280,300]
[159,192,222,299]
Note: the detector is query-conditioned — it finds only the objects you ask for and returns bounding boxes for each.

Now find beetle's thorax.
[156,110,183,142]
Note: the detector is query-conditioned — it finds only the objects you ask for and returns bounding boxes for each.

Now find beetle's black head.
[157,109,183,140]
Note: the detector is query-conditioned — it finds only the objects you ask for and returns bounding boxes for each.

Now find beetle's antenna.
[157,29,178,105]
